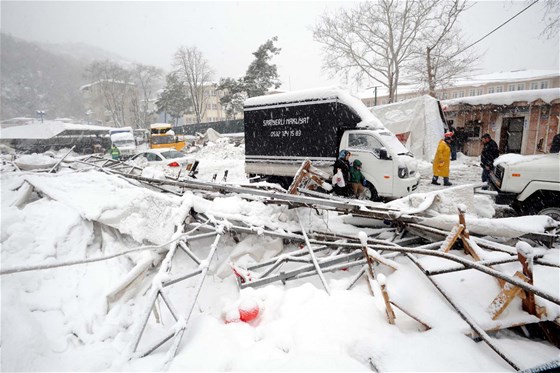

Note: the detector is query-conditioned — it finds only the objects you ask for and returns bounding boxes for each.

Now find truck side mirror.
[379,148,389,160]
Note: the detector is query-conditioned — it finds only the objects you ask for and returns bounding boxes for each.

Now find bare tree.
[313,0,434,103]
[173,46,213,123]
[85,60,135,127]
[412,0,479,97]
[132,64,163,129]
[537,0,560,39]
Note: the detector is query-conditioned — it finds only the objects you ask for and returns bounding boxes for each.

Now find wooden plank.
[488,271,530,320]
[517,250,538,316]
[380,282,396,325]
[461,236,481,261]
[439,224,464,253]
[288,160,311,194]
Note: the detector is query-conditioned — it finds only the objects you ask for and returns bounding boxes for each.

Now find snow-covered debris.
[358,231,369,246]
[1,141,559,372]
[14,153,58,170]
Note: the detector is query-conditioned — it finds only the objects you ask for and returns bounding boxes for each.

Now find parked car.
[130,148,196,177]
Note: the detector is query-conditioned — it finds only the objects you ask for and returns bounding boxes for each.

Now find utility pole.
[36,110,45,123]
[366,86,381,106]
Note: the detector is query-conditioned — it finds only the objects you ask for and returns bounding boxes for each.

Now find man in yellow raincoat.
[432,132,454,186]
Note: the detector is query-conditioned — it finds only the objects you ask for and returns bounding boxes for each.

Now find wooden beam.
[488,271,530,320]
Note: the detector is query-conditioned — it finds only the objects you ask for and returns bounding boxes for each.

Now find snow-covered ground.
[1,140,559,372]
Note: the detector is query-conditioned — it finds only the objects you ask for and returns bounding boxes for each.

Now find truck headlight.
[398,166,408,178]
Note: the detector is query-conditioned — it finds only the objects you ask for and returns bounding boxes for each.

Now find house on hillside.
[442,88,560,156]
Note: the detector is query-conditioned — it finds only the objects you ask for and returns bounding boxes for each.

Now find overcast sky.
[1,1,558,93]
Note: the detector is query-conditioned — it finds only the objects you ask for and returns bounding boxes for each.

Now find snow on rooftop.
[358,70,560,98]
[79,79,135,91]
[244,86,383,128]
[442,88,560,107]
[0,120,110,140]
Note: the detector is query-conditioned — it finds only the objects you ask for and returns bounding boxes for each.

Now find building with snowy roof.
[441,88,560,157]
[360,70,560,107]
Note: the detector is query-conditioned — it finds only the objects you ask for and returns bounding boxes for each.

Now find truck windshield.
[377,131,411,156]
[114,140,135,147]
[151,135,174,145]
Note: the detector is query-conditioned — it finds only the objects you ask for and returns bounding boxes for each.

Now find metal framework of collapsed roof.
[2,156,559,371]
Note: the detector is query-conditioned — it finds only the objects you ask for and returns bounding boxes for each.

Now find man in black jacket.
[480,133,499,183]
[550,133,560,153]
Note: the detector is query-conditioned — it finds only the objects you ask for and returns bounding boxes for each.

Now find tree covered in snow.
[217,37,282,119]
[216,77,245,120]
[156,72,190,125]
[312,0,476,102]
[172,46,214,124]
[243,36,282,98]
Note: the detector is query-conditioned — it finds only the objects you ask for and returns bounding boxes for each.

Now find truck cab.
[341,129,418,199]
[109,127,137,159]
[490,153,560,219]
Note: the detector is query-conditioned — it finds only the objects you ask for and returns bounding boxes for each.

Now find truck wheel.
[363,181,379,202]
[515,191,560,216]
[538,207,560,221]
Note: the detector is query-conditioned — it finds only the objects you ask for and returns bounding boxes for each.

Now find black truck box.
[244,98,362,159]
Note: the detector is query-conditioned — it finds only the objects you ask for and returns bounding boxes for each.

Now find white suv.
[489,153,560,219]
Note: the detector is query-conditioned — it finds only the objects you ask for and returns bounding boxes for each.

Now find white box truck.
[244,87,420,200]
[109,127,137,159]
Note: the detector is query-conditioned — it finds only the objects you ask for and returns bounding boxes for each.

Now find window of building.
[517,83,525,90]
[496,86,503,93]
[477,89,483,95]
[540,80,549,89]
[443,92,448,99]
[465,120,481,138]
[531,82,538,90]
[452,92,458,98]
[488,87,494,94]
[508,84,515,91]
[468,89,475,96]
[459,91,465,98]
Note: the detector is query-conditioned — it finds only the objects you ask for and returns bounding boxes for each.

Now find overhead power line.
[453,0,541,58]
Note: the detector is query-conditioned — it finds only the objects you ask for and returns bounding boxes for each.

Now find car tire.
[363,181,379,202]
[538,207,560,221]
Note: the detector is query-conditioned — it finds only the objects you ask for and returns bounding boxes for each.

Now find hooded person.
[332,149,353,197]
[349,159,367,198]
[432,132,453,186]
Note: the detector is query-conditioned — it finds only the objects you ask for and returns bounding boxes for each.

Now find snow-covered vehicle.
[243,87,420,200]
[489,153,560,219]
[110,127,137,159]
[130,148,196,178]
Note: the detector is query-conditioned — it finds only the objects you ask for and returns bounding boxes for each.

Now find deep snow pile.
[1,147,559,372]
